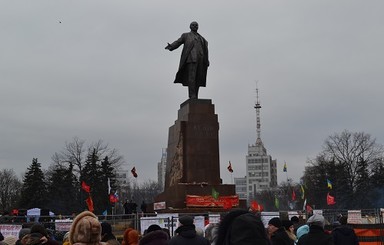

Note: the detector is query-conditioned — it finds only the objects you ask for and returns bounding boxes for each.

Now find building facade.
[157,148,167,192]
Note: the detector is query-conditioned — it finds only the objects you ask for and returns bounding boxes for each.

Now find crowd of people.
[0,209,359,245]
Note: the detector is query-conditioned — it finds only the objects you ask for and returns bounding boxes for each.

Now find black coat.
[270,227,293,245]
[332,226,359,245]
[297,225,334,245]
[168,225,209,245]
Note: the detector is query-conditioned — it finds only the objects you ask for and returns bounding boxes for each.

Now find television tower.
[254,86,265,151]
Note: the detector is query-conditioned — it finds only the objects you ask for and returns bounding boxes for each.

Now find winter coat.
[297,225,334,245]
[139,230,168,245]
[270,227,294,245]
[168,225,209,245]
[332,226,359,245]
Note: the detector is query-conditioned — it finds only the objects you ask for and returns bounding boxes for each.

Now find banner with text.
[185,195,239,208]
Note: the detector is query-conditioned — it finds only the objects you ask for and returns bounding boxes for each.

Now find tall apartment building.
[243,88,278,203]
[157,148,167,192]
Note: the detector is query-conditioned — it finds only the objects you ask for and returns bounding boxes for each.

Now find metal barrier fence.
[1,209,384,242]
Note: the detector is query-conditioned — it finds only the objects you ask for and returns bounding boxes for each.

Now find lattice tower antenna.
[254,84,262,144]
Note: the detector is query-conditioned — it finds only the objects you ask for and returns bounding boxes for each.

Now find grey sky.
[1,1,383,185]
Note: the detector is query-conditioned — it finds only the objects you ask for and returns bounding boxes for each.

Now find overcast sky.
[1,1,383,185]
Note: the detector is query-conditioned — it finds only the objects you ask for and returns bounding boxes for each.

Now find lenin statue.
[165,21,209,99]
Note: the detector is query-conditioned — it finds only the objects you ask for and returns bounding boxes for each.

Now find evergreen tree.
[19,158,48,209]
[46,163,81,214]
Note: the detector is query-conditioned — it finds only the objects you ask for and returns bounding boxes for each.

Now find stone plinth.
[155,99,237,211]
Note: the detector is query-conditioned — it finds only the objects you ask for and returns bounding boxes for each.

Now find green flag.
[274,195,280,209]
[212,188,219,200]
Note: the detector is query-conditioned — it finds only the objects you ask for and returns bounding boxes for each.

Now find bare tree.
[323,130,383,192]
[52,137,124,176]
[303,130,384,208]
[0,169,22,212]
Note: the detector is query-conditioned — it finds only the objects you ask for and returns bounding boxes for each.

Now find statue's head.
[190,21,199,32]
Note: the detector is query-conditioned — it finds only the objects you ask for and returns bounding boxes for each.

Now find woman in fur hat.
[69,211,105,245]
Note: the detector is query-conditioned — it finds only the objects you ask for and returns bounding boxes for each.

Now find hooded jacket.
[297,225,334,245]
[332,226,359,245]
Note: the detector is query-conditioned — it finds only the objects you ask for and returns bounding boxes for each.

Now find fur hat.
[69,211,104,245]
[307,214,325,228]
[3,236,17,245]
[178,216,193,226]
[268,217,282,228]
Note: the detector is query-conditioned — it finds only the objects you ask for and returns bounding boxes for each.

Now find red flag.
[327,192,336,205]
[131,167,138,178]
[81,181,91,193]
[292,189,296,201]
[109,193,118,203]
[227,161,233,173]
[250,200,264,212]
[306,204,313,212]
[86,196,94,212]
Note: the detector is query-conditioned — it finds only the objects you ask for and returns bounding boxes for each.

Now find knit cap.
[307,214,325,228]
[268,217,282,228]
[178,216,194,226]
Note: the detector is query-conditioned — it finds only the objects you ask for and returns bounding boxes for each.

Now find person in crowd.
[140,201,147,213]
[168,216,209,245]
[204,223,218,245]
[21,233,46,245]
[139,224,168,245]
[332,216,359,245]
[16,228,30,245]
[3,236,17,245]
[296,225,309,242]
[290,216,300,233]
[282,220,297,244]
[268,217,293,245]
[30,224,60,245]
[101,222,119,245]
[297,214,334,245]
[69,211,105,245]
[216,209,270,245]
[122,228,139,245]
[61,232,70,245]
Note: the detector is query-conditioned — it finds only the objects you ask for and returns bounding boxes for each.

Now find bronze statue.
[165,21,209,99]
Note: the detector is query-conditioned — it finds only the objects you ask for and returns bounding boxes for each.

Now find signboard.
[140,213,178,233]
[208,214,221,224]
[348,210,362,224]
[55,219,73,232]
[153,201,166,210]
[185,195,239,208]
[0,225,22,237]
